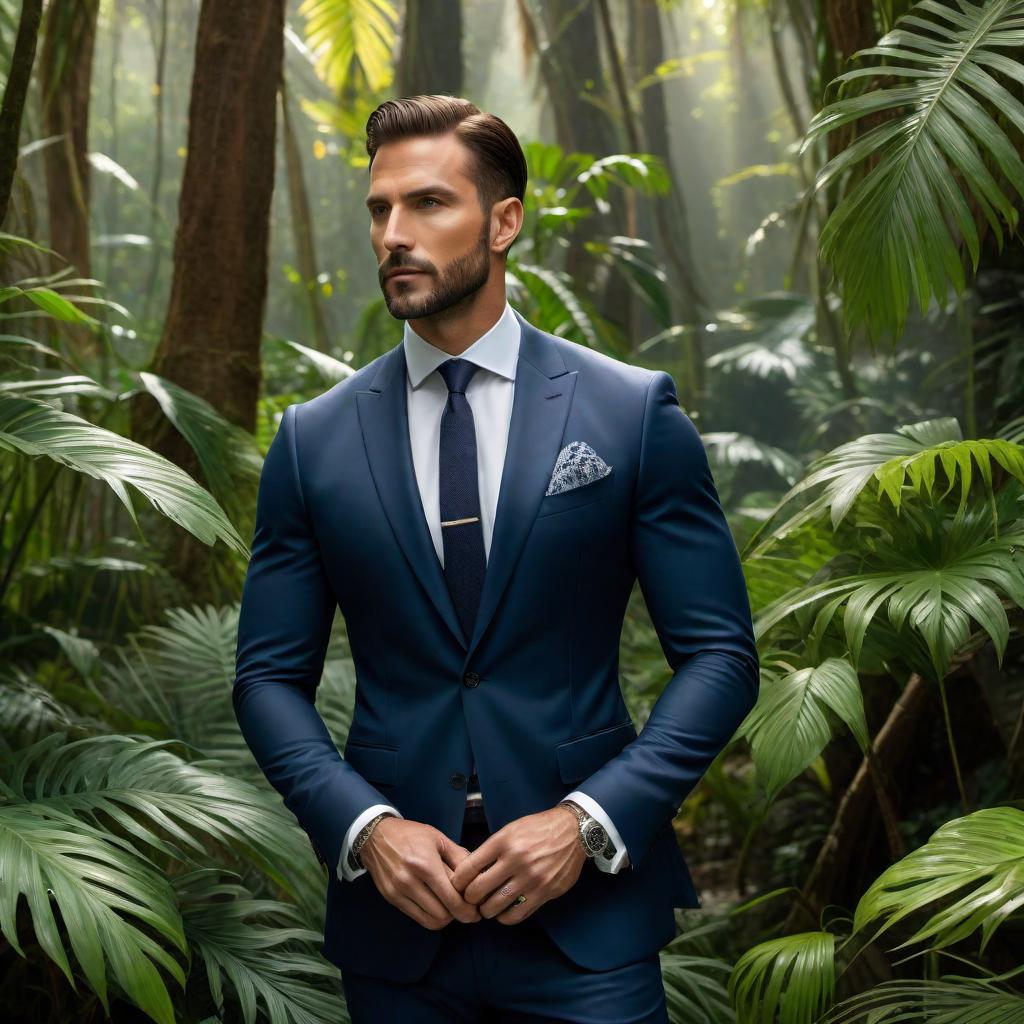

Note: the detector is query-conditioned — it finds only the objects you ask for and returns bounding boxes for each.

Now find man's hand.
[360,817,483,930]
[448,804,587,924]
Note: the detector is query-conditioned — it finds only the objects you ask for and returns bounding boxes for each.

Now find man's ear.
[492,196,523,256]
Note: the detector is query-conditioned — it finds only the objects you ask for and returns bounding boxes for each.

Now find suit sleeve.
[573,371,760,872]
[232,403,398,875]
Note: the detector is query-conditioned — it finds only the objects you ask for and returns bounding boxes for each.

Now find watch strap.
[560,799,609,858]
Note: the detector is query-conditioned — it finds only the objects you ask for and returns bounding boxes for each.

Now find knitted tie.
[437,358,487,645]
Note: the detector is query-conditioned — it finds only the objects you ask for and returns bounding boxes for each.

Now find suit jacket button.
[463,671,480,688]
[450,772,466,789]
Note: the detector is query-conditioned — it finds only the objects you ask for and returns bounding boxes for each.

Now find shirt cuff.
[338,803,403,881]
[565,789,631,873]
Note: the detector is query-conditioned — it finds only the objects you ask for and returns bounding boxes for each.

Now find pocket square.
[546,440,613,496]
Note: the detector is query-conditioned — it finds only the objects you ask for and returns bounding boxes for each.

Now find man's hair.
[365,95,527,256]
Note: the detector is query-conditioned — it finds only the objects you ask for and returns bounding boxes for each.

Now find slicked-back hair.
[365,95,526,256]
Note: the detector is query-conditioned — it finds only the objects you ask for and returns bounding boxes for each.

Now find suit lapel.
[465,312,576,661]
[356,309,577,658]
[357,344,466,648]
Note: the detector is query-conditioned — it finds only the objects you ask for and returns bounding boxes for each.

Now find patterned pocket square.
[546,440,613,496]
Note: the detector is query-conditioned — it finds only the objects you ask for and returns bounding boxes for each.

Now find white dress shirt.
[339,300,630,880]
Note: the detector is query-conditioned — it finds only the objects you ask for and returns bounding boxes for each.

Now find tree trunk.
[132,0,285,598]
[280,75,330,352]
[627,0,706,412]
[532,0,633,337]
[0,0,44,229]
[39,0,100,361]
[397,0,463,96]
[139,0,169,326]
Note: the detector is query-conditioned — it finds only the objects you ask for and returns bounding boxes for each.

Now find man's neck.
[408,294,506,356]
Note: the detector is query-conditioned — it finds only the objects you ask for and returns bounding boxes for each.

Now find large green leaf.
[755,502,1024,679]
[177,870,348,1024]
[854,806,1024,955]
[297,0,397,93]
[820,976,1024,1022]
[657,948,734,1022]
[729,931,836,1024]
[135,371,262,522]
[800,0,1024,340]
[0,804,185,1024]
[745,417,1024,557]
[280,338,356,384]
[0,395,248,556]
[739,657,868,803]
[704,294,817,382]
[2,732,316,896]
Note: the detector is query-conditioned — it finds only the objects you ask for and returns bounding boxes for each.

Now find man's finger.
[415,874,472,924]
[423,865,481,923]
[393,887,451,930]
[439,841,472,869]
[463,858,516,909]
[450,837,501,891]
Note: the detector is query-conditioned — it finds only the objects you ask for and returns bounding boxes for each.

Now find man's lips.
[386,269,425,280]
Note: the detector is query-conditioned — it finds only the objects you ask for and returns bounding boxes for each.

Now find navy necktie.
[437,358,487,645]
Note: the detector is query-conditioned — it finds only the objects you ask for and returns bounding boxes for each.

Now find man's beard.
[384,219,492,323]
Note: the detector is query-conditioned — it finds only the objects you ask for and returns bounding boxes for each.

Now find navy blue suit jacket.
[232,309,759,982]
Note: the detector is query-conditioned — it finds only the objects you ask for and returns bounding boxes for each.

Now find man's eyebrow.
[364,184,461,208]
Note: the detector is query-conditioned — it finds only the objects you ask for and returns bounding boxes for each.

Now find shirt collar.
[403,299,520,389]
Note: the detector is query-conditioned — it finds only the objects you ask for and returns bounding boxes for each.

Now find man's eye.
[419,197,439,208]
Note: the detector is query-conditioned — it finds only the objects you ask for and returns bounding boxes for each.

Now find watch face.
[582,820,609,855]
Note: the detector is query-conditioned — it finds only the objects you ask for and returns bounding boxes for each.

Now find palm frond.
[728,931,836,1024]
[98,604,356,763]
[177,869,348,1024]
[853,806,1024,955]
[705,294,817,382]
[800,0,1024,340]
[280,338,356,384]
[657,951,734,1023]
[744,417,1024,557]
[703,432,804,486]
[0,803,185,1024]
[739,658,868,803]
[297,0,397,93]
[3,732,316,896]
[0,395,248,555]
[0,370,117,401]
[820,975,1024,1022]
[135,371,263,522]
[506,261,604,350]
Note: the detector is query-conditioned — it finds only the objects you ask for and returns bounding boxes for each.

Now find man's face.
[365,133,497,320]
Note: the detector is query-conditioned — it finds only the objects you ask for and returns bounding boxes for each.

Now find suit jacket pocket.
[344,741,398,787]
[537,467,614,518]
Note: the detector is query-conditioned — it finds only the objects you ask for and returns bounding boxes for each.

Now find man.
[233,95,759,1023]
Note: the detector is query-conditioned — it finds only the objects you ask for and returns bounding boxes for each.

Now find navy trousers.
[340,818,669,1023]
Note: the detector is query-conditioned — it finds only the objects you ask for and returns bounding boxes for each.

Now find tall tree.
[139,0,170,326]
[627,0,706,409]
[528,0,633,334]
[397,0,463,96]
[0,0,44,228]
[280,74,330,352]
[132,0,286,595]
[39,0,100,360]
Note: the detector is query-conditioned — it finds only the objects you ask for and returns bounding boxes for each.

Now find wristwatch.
[560,799,613,860]
[347,811,393,872]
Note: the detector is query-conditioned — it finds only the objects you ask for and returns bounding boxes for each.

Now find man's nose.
[382,209,414,251]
